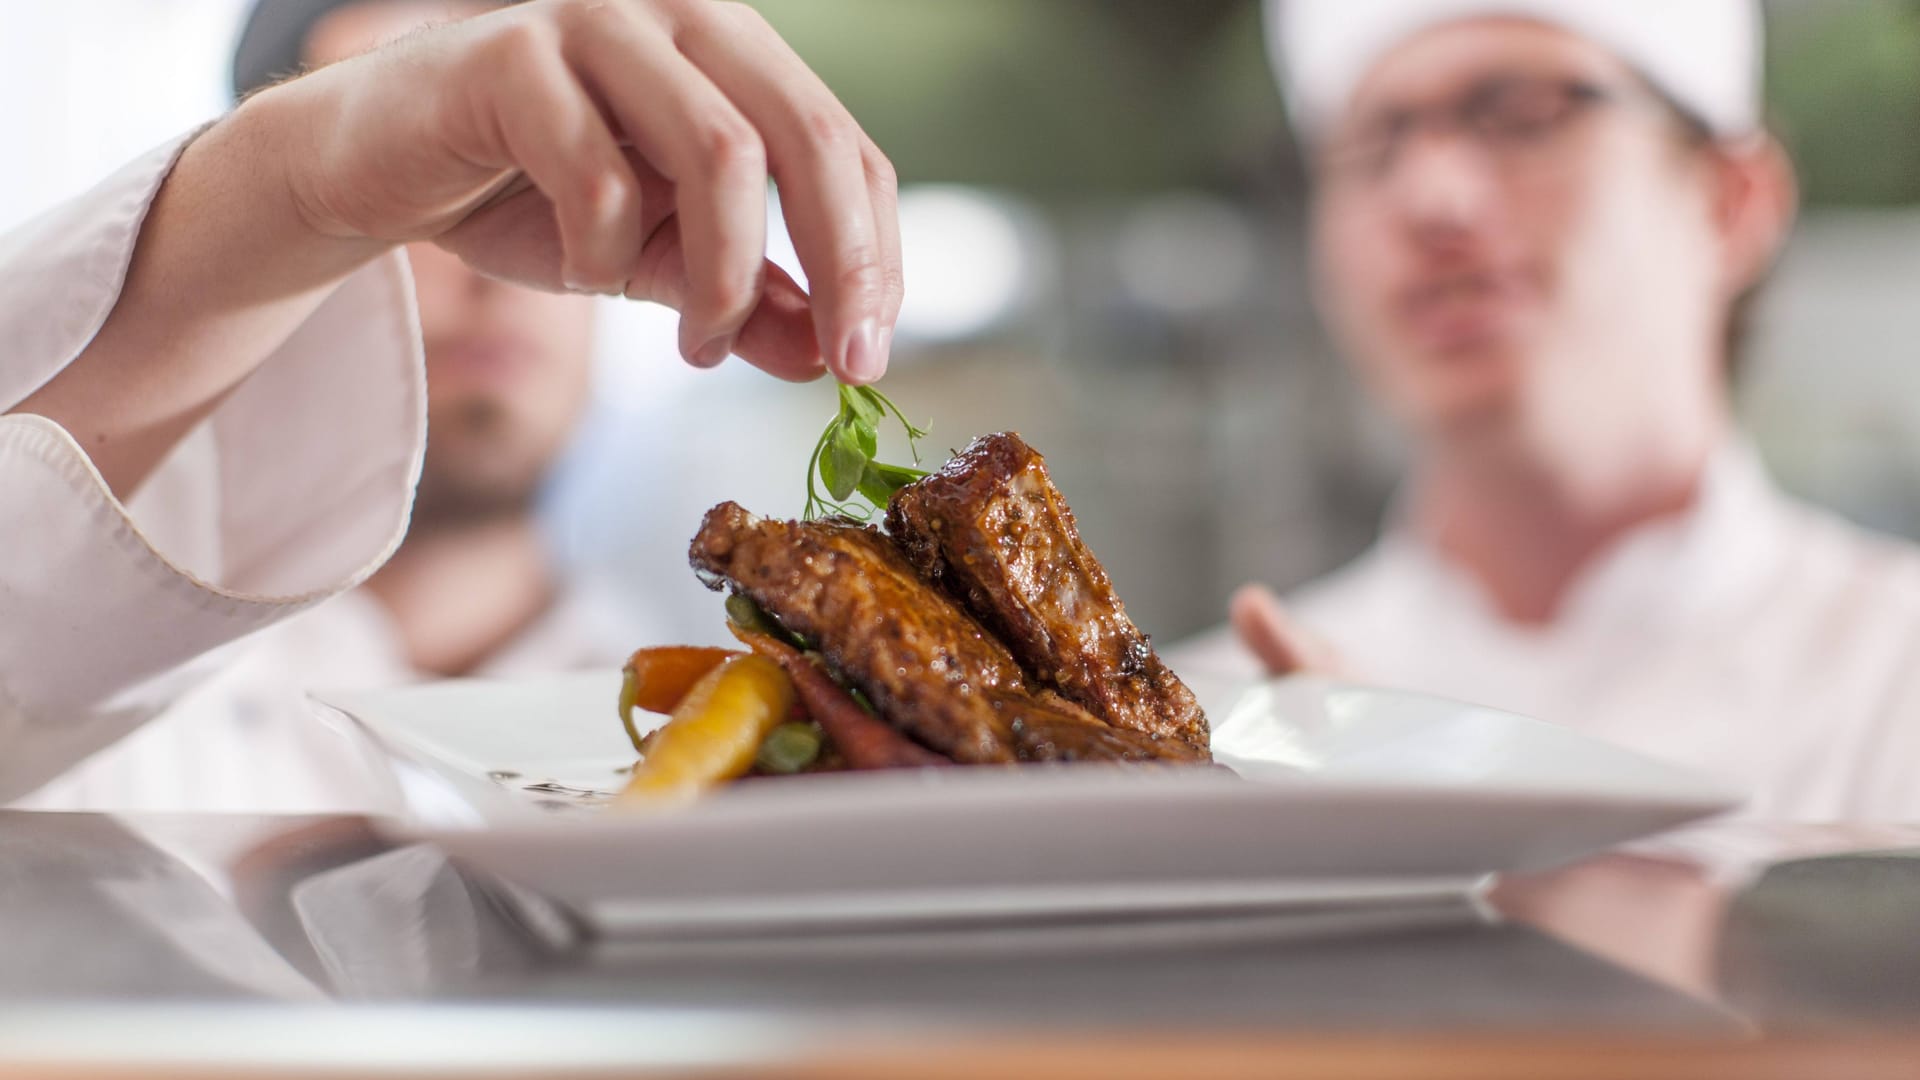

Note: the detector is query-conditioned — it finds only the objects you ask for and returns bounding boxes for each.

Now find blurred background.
[4,0,1918,647]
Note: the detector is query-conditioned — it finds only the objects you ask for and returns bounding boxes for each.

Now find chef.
[1174,0,1920,820]
[16,0,669,813]
[0,0,902,807]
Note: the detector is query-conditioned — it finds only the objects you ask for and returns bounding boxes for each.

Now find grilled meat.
[887,432,1210,759]
[690,502,1182,764]
[728,623,953,770]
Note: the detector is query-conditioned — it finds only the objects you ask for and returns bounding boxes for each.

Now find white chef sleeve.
[0,127,425,801]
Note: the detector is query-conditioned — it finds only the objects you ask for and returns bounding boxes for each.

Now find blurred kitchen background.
[4,0,1918,647]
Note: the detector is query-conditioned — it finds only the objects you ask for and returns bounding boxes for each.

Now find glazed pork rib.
[689,502,1188,764]
[887,432,1210,759]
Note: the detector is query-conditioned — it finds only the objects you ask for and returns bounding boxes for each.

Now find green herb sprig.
[804,383,931,520]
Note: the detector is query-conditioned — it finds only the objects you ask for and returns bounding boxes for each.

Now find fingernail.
[842,318,884,383]
[690,334,734,369]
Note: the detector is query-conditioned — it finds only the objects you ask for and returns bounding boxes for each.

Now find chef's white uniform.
[0,130,425,807]
[0,130,645,814]
[1171,446,1920,822]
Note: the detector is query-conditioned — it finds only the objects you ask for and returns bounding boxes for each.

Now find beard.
[410,396,548,528]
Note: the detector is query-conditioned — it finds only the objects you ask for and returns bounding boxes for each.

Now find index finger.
[675,2,897,385]
[569,11,771,367]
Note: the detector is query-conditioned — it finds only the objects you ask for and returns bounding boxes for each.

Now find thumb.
[1229,584,1341,677]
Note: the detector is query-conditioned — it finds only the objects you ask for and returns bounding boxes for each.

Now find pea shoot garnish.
[804,382,931,520]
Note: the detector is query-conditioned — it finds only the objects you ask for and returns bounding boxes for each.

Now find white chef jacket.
[1170,446,1920,822]
[1,130,648,815]
[0,128,426,806]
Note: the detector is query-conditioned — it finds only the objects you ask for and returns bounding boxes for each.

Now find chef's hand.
[20,0,903,499]
[268,0,900,383]
[1229,584,1346,677]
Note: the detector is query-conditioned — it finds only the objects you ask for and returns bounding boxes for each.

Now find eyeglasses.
[1318,75,1632,188]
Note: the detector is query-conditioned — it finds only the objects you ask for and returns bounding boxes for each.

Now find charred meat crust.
[886,432,1210,759]
[689,502,1173,764]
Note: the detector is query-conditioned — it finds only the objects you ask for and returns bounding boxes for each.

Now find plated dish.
[319,672,1740,935]
[613,431,1210,804]
[313,428,1741,934]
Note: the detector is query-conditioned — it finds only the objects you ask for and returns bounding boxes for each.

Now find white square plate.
[314,674,1742,937]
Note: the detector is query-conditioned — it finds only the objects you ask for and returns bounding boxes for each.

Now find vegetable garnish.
[619,653,796,804]
[803,382,931,520]
[618,645,740,753]
[724,592,808,651]
[755,721,824,774]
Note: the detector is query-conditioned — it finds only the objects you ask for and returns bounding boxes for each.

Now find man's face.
[1309,20,1728,456]
[306,1,597,523]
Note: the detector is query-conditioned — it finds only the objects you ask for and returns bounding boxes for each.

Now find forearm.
[10,87,389,498]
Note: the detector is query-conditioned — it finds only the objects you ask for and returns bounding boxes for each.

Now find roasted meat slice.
[989,688,1195,763]
[689,502,1188,765]
[887,432,1210,759]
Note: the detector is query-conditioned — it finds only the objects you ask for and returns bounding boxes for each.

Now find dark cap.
[230,0,512,101]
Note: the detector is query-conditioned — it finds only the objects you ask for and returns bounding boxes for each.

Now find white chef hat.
[1269,0,1764,141]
